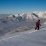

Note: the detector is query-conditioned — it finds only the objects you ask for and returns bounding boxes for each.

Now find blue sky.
[0,0,46,14]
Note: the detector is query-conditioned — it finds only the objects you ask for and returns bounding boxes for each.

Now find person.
[35,20,41,30]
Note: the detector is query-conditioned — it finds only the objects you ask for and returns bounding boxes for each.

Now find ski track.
[0,30,37,41]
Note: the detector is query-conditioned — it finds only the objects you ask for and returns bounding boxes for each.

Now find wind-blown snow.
[0,25,46,46]
[43,21,46,25]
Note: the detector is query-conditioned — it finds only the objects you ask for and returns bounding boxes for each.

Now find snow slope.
[0,25,46,46]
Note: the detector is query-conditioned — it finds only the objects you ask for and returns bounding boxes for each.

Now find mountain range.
[0,12,46,22]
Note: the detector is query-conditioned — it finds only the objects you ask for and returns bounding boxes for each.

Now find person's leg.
[35,26,37,30]
[37,26,39,30]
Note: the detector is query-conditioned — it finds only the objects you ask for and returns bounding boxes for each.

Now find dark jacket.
[36,21,40,26]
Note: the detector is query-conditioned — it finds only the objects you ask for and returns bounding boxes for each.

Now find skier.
[35,19,41,30]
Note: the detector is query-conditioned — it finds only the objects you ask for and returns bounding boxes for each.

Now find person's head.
[38,19,40,22]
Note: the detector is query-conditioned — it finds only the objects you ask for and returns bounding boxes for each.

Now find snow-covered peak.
[33,11,46,18]
[8,15,13,17]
